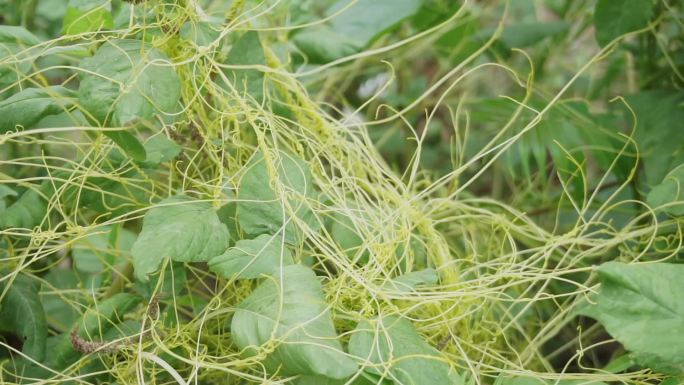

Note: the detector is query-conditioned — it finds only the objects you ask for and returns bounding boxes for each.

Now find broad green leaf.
[434,15,481,64]
[292,26,358,64]
[292,0,422,63]
[0,25,42,45]
[180,21,219,48]
[135,261,187,299]
[383,268,438,292]
[78,39,181,127]
[294,374,390,385]
[496,376,607,385]
[209,234,293,279]
[72,225,136,274]
[0,184,17,198]
[41,269,80,333]
[222,31,266,104]
[331,210,369,265]
[217,202,239,243]
[582,262,684,371]
[348,315,458,385]
[141,135,181,166]
[0,86,77,133]
[0,275,48,362]
[0,26,42,86]
[626,91,684,187]
[236,150,319,245]
[77,292,140,337]
[647,164,684,216]
[76,168,152,215]
[661,377,684,385]
[132,195,230,281]
[594,0,653,47]
[62,0,113,35]
[497,21,569,48]
[0,182,52,230]
[0,184,17,211]
[40,293,141,372]
[105,130,147,161]
[232,264,357,379]
[323,0,422,48]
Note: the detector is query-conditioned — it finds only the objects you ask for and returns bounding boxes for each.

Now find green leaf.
[383,268,438,292]
[141,135,181,166]
[647,164,684,216]
[291,26,358,64]
[77,292,140,337]
[594,0,653,47]
[134,261,187,299]
[40,293,141,372]
[294,374,390,385]
[626,91,684,187]
[78,39,181,127]
[348,315,459,385]
[331,210,369,265]
[217,202,239,243]
[180,21,219,47]
[496,376,607,385]
[62,0,113,35]
[104,130,146,162]
[236,150,319,245]
[72,225,136,274]
[0,182,52,230]
[497,21,569,48]
[222,31,266,104]
[232,264,357,379]
[131,195,230,281]
[661,377,684,385]
[292,0,422,63]
[582,262,684,372]
[41,269,80,333]
[209,234,293,279]
[0,184,17,211]
[0,275,48,362]
[0,26,42,86]
[0,86,77,133]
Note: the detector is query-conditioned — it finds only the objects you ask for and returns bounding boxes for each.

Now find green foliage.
[293,0,422,63]
[62,0,113,35]
[76,38,181,160]
[0,26,41,86]
[594,0,653,47]
[0,86,76,133]
[141,135,182,166]
[1,0,684,384]
[349,315,458,384]
[0,182,53,230]
[180,21,219,48]
[383,268,438,292]
[132,194,230,281]
[209,233,293,279]
[71,225,135,275]
[583,262,684,372]
[77,38,180,126]
[626,91,684,186]
[40,293,141,372]
[496,377,606,385]
[647,164,684,216]
[222,30,266,104]
[497,21,569,49]
[331,209,369,264]
[232,265,357,379]
[0,275,47,362]
[236,150,319,245]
